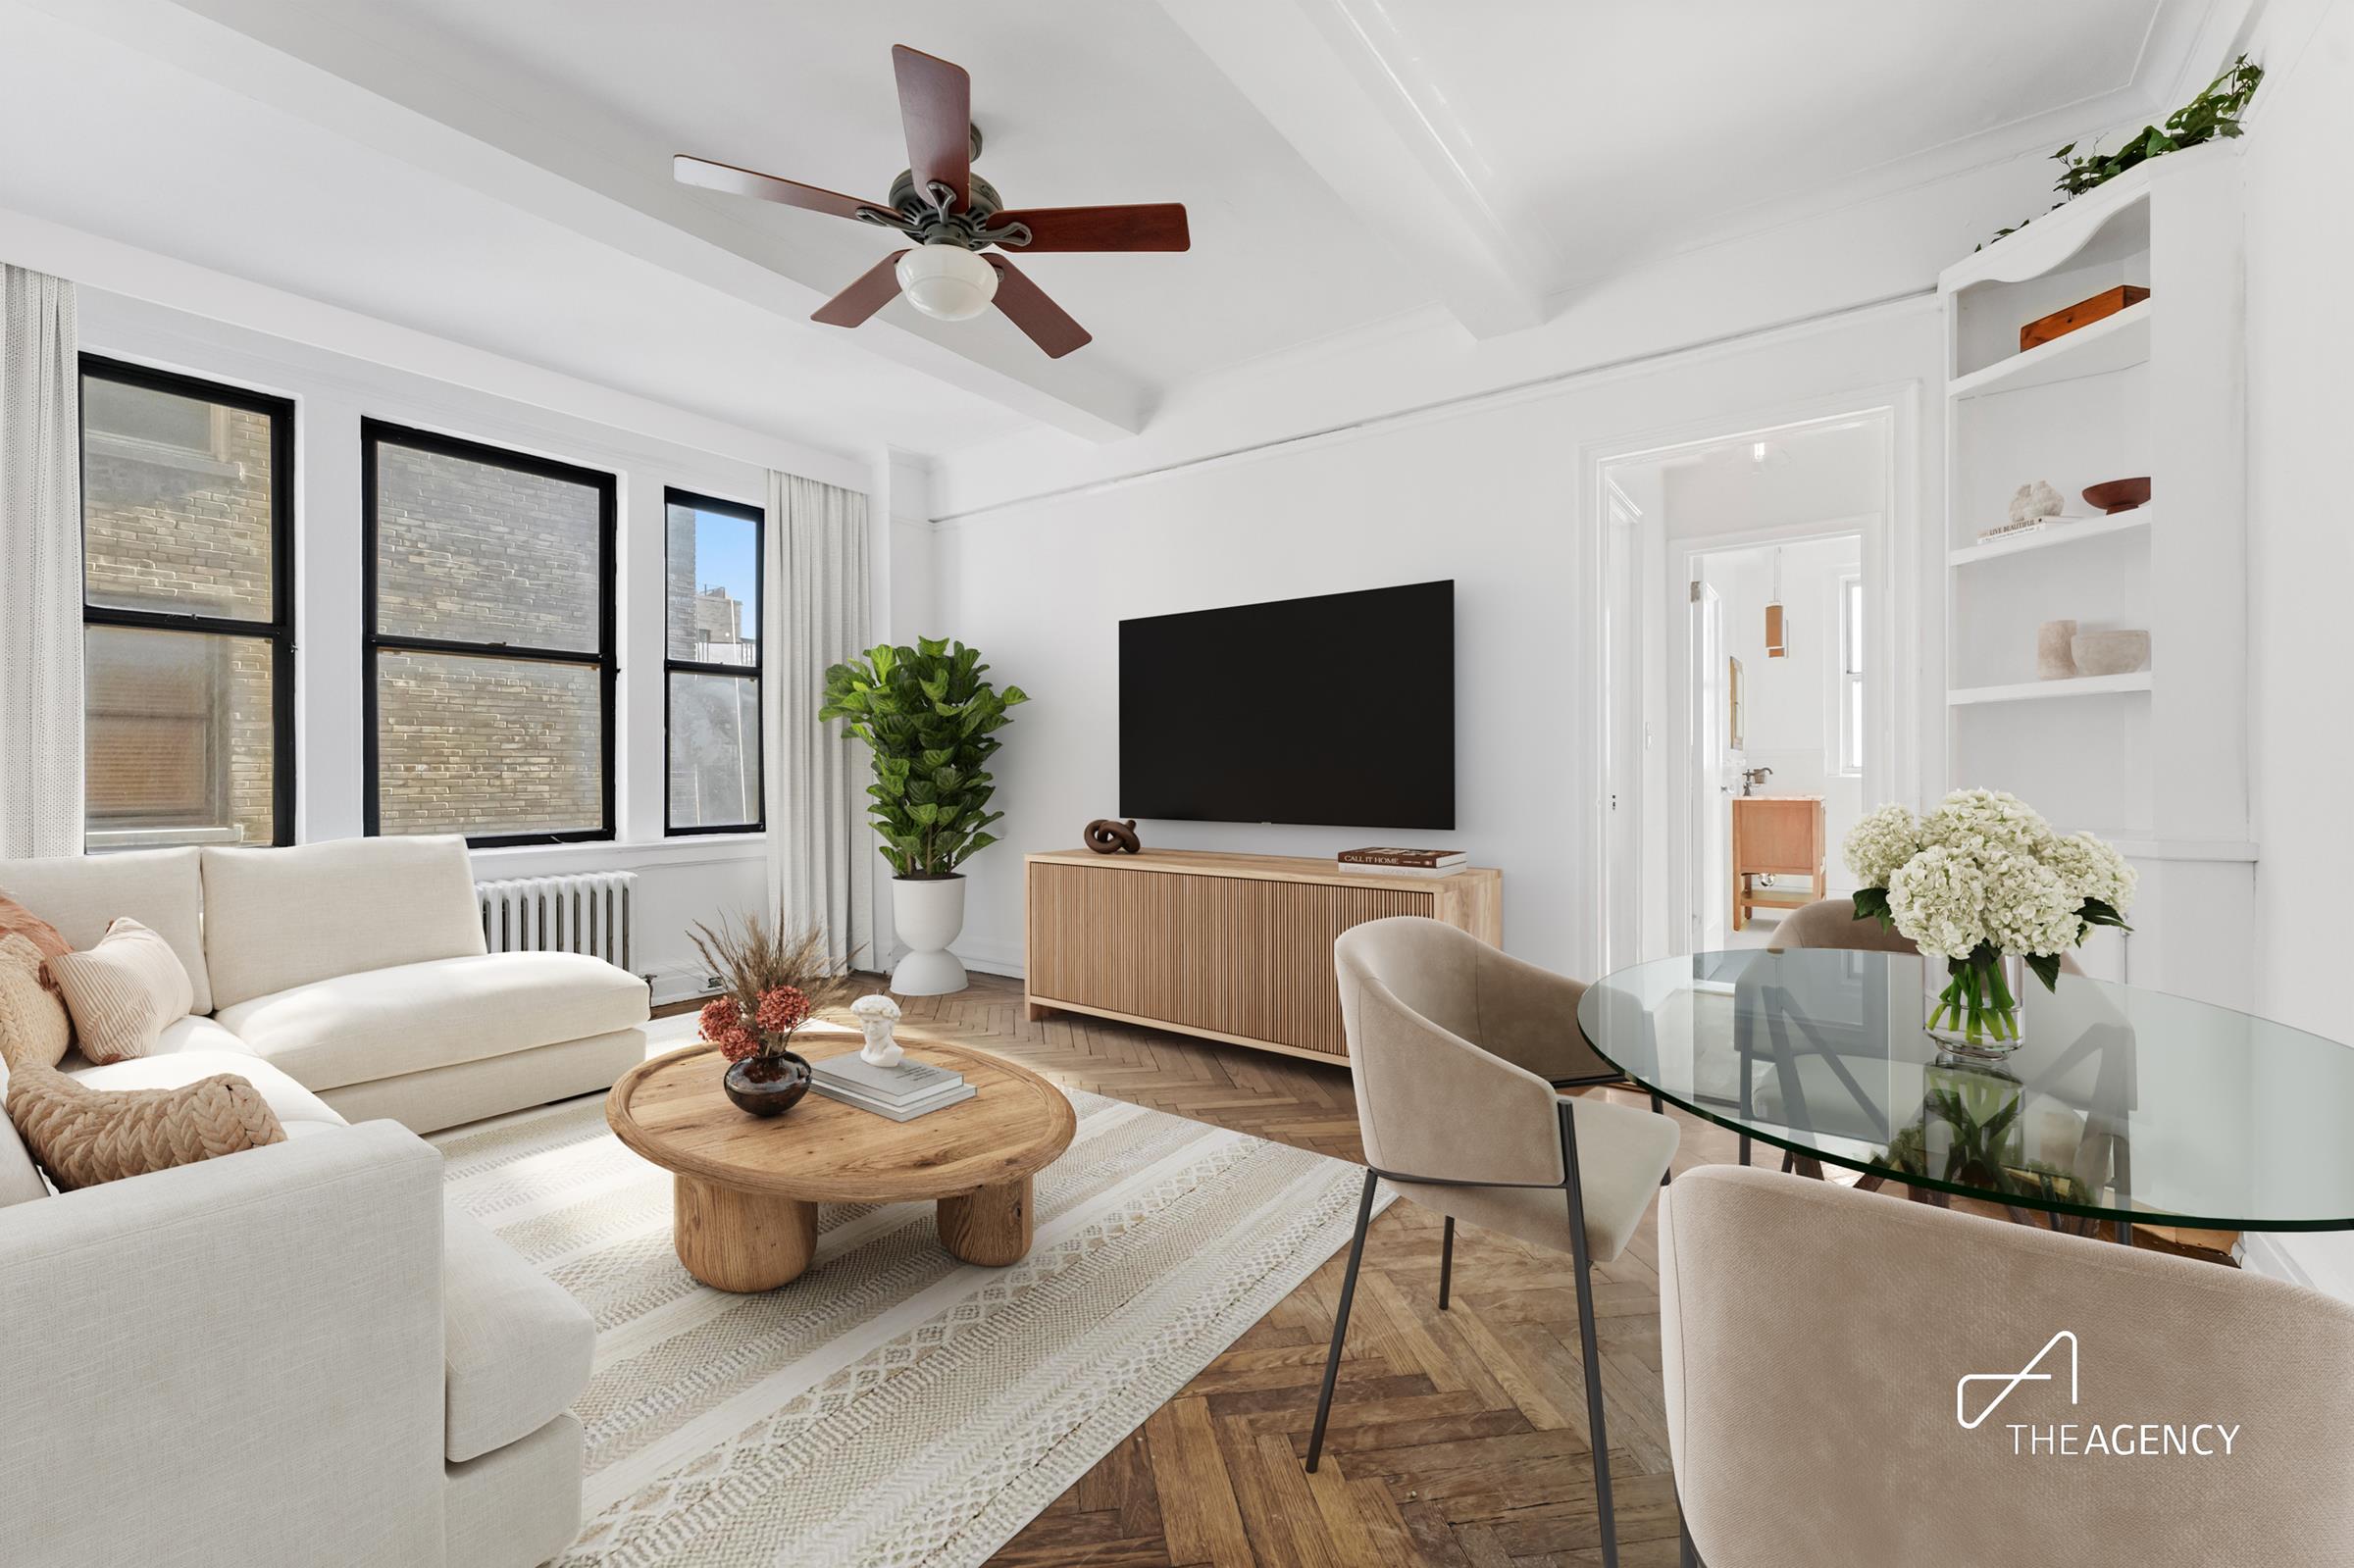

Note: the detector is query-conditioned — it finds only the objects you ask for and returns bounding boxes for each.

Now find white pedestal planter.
[891,875,968,995]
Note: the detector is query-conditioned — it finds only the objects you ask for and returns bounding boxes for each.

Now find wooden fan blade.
[985,255,1092,358]
[892,45,971,212]
[811,251,910,329]
[991,204,1190,253]
[674,155,890,223]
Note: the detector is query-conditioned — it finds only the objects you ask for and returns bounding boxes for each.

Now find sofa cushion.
[0,847,213,1014]
[201,836,486,1010]
[71,1046,345,1130]
[46,918,194,1065]
[215,952,650,1093]
[441,1205,594,1463]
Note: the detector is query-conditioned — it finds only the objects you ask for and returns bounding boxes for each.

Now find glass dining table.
[1576,948,2354,1242]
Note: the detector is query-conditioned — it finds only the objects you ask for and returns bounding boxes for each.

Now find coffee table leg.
[674,1176,817,1292]
[938,1176,1034,1267]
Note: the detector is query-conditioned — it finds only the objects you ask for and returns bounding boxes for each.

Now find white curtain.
[765,471,874,971]
[0,266,81,859]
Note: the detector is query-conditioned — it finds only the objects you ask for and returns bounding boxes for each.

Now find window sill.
[468,834,766,876]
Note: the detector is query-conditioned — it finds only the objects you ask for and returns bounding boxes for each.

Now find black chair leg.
[1561,1115,1619,1568]
[1680,1510,1701,1567]
[1305,1169,1379,1474]
[1738,1133,1752,1166]
[1438,1216,1455,1310]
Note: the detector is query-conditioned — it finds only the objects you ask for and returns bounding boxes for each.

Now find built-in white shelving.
[1946,672,2153,706]
[1947,298,2151,399]
[1947,508,2152,567]
[1937,138,2251,1005]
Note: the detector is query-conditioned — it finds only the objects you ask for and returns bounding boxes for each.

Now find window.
[363,422,615,846]
[1836,574,1864,776]
[664,489,763,834]
[79,357,292,848]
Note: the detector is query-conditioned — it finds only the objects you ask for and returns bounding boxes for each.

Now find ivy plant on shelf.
[820,636,1028,996]
[1984,55,2262,247]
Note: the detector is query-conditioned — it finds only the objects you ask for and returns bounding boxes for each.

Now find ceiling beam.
[1158,0,1551,339]
[27,0,1146,441]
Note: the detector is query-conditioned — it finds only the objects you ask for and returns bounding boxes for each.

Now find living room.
[3,3,2351,1565]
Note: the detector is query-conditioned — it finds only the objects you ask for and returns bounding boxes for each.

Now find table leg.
[674,1176,817,1292]
[939,1176,1035,1266]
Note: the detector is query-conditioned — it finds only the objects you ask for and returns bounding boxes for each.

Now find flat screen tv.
[1119,581,1455,830]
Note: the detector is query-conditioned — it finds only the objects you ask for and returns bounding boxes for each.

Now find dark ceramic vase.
[722,1051,812,1117]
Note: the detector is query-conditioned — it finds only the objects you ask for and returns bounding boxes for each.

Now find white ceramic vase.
[891,875,968,995]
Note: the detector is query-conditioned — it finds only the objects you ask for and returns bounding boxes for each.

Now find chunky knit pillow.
[0,890,71,993]
[0,933,69,1072]
[5,1060,283,1191]
[46,917,193,1065]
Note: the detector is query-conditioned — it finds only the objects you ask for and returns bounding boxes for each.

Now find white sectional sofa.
[0,835,651,1567]
[0,834,650,1133]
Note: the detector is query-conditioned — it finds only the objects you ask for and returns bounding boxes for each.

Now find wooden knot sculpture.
[1084,819,1142,855]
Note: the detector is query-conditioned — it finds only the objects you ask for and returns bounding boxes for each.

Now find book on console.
[1335,861,1466,878]
[810,1054,964,1105]
[813,1080,977,1123]
[1337,846,1466,868]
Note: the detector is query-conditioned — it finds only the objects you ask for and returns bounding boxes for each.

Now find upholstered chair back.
[1658,1165,2354,1566]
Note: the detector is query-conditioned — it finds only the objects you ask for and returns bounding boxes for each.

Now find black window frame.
[662,486,766,836]
[360,419,618,849]
[77,354,296,849]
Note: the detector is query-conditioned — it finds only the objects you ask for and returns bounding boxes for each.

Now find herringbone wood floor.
[844,974,1720,1567]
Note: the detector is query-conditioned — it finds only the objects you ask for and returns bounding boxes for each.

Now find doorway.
[1596,412,1898,967]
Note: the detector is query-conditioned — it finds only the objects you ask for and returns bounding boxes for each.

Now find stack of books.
[1335,846,1467,879]
[810,1053,975,1122]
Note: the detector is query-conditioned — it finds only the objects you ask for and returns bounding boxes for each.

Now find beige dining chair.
[1770,894,2083,970]
[1321,917,1680,1568]
[1658,1164,2354,1567]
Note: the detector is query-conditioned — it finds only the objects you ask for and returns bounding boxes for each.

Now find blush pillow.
[46,918,194,1065]
[0,933,70,1072]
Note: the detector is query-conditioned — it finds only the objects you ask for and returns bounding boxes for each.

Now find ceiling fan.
[675,45,1190,359]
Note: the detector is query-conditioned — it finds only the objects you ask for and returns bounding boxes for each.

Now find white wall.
[2246,0,2354,1044]
[68,285,854,1001]
[930,302,1942,979]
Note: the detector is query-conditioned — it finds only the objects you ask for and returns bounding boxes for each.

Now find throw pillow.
[0,889,72,993]
[6,1060,283,1191]
[46,918,194,1065]
[0,933,70,1072]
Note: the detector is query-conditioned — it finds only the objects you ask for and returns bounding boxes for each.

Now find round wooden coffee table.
[606,1035,1077,1292]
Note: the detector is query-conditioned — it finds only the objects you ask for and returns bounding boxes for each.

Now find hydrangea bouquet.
[1845,789,2134,1050]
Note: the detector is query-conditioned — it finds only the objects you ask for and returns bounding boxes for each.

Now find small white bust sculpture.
[850,993,904,1067]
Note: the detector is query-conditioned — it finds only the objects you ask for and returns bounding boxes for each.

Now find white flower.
[1919,788,2055,862]
[1886,845,1990,960]
[1844,803,1922,888]
[1979,851,2080,957]
[2044,832,2136,919]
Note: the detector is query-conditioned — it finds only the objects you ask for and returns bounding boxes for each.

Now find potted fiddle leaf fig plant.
[820,637,1028,995]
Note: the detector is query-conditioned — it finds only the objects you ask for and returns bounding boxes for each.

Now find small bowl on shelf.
[2071,630,2150,677]
[2081,478,2151,515]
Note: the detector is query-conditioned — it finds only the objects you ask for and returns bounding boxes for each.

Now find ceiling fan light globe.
[896,242,998,323]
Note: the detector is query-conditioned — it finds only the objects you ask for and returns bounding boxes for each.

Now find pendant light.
[1765,547,1788,658]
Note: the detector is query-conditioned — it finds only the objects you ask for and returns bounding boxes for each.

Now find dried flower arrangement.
[688,912,858,1063]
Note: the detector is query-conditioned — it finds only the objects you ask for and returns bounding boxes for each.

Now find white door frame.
[1581,384,1923,975]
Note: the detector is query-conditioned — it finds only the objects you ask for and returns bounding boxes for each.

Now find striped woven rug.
[431,1045,1382,1568]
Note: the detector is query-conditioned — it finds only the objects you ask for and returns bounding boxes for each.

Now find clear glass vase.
[1924,951,2026,1059]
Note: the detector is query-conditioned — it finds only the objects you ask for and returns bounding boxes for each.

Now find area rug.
[431,1054,1385,1567]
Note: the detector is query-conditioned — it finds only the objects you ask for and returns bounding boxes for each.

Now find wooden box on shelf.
[2019,284,2150,352]
[1023,848,1503,1063]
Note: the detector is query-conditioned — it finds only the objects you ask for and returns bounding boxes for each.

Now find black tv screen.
[1119,581,1455,830]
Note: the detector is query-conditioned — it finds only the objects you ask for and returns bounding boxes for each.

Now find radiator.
[476,872,636,970]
